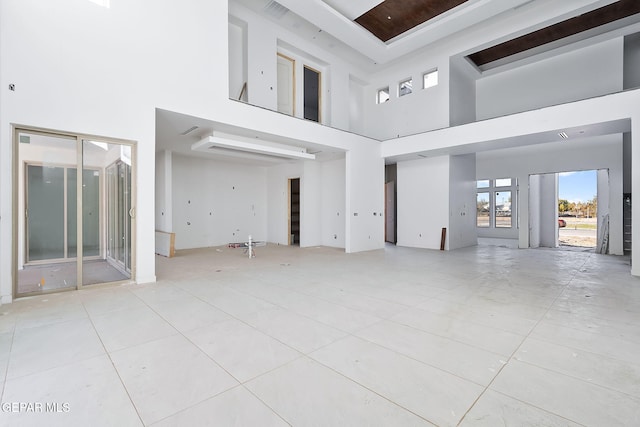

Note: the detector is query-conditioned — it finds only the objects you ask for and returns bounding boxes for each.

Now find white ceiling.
[321,0,384,21]
[234,0,536,67]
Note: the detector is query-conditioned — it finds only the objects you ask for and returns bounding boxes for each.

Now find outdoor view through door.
[559,170,599,250]
[16,129,135,296]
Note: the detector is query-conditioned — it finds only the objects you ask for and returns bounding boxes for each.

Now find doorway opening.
[558,170,599,250]
[529,169,606,252]
[14,127,135,297]
[288,178,300,245]
[303,66,320,122]
[385,164,397,244]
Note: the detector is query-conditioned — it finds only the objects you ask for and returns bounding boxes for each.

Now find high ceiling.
[234,0,537,67]
[233,0,640,71]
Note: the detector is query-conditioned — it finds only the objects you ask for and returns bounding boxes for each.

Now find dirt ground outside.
[559,217,598,248]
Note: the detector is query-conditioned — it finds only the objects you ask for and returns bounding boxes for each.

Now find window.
[495,191,512,228]
[377,87,390,104]
[423,69,438,89]
[476,178,517,229]
[477,192,490,227]
[399,78,412,96]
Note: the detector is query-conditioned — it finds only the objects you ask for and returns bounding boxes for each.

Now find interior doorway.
[15,128,135,297]
[288,178,300,245]
[303,66,320,122]
[385,164,397,244]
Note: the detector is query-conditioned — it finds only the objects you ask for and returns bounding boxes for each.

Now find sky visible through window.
[559,170,596,203]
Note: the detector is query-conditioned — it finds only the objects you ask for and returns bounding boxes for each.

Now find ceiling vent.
[180,126,199,136]
[264,0,289,19]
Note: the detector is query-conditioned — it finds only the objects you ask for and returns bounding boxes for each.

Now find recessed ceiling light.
[387,16,391,20]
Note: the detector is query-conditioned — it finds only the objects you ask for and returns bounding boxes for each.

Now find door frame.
[277,52,296,116]
[12,125,137,298]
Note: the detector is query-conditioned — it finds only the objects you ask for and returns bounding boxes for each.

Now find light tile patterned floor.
[1,244,640,426]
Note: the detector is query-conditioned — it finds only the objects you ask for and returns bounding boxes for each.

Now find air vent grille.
[264,0,289,19]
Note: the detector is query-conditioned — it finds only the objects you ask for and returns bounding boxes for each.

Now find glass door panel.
[83,140,132,286]
[27,165,65,261]
[18,131,78,295]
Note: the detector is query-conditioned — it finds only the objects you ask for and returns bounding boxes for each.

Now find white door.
[277,54,295,116]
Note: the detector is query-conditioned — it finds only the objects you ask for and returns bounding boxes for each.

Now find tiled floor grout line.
[78,294,146,427]
[456,251,594,426]
[0,318,17,405]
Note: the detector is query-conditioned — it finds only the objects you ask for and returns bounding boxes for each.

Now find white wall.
[229,2,362,130]
[539,174,558,248]
[171,154,267,250]
[624,33,640,90]
[363,59,449,140]
[449,57,477,126]
[301,160,322,247]
[449,154,477,249]
[349,76,366,135]
[477,38,624,120]
[155,151,172,233]
[597,169,611,252]
[321,158,346,248]
[397,156,450,250]
[529,175,541,248]
[476,134,624,254]
[345,147,385,252]
[1,0,229,302]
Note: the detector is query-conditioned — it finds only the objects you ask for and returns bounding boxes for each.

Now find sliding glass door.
[15,128,135,296]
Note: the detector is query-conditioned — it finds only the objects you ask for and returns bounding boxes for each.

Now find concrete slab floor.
[1,244,639,426]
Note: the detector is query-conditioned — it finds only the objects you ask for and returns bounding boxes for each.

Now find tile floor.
[1,244,640,426]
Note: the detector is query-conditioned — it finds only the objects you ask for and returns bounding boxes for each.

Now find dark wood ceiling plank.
[468,0,640,67]
[356,0,468,42]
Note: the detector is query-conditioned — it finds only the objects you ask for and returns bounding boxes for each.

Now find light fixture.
[192,133,315,160]
[558,132,569,139]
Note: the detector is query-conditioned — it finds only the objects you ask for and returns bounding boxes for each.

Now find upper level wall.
[624,32,640,90]
[229,2,365,132]
[362,56,449,141]
[476,38,624,121]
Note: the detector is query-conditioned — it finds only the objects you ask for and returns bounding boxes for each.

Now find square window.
[423,69,438,89]
[477,179,490,189]
[399,78,412,97]
[377,87,390,104]
[495,178,512,187]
